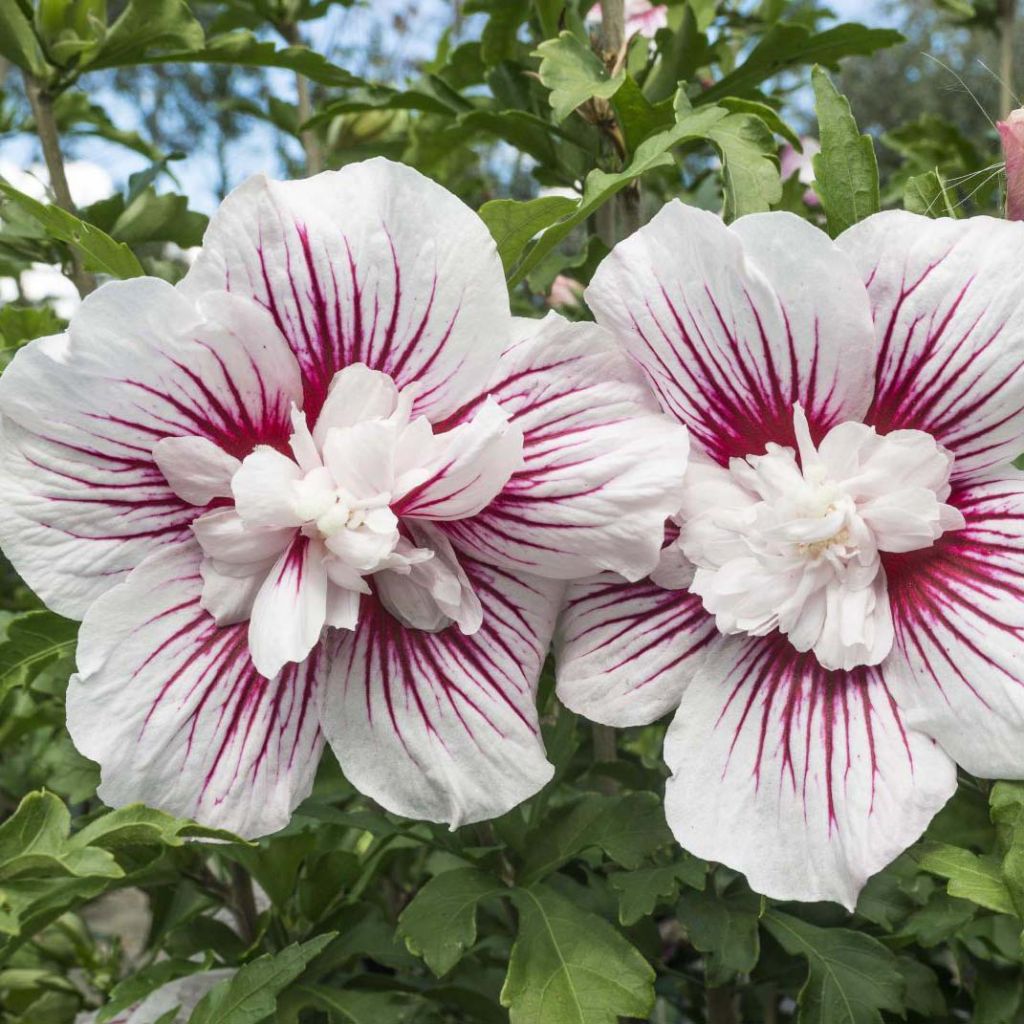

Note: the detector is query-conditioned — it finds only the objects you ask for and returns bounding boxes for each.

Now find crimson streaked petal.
[884,472,1024,777]
[0,282,301,618]
[180,160,511,422]
[586,203,875,464]
[67,542,324,838]
[320,558,562,826]
[439,314,690,581]
[248,534,329,678]
[555,575,716,726]
[393,398,523,521]
[838,212,1024,482]
[664,634,956,908]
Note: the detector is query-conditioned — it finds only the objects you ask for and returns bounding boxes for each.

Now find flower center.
[677,405,966,671]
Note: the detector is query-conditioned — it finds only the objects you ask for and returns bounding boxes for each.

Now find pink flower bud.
[998,108,1024,220]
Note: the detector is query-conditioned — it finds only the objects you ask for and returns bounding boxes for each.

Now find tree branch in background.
[22,72,97,297]
[279,21,325,175]
[707,984,739,1024]
[999,0,1017,117]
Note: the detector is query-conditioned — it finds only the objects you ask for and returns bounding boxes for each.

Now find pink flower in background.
[547,273,583,309]
[999,107,1024,220]
[556,201,1024,907]
[0,158,688,837]
[779,137,821,206]
[591,0,668,39]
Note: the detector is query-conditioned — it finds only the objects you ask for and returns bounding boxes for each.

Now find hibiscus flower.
[556,200,1024,906]
[0,158,688,838]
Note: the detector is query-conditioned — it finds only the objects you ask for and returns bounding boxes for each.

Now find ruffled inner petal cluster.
[162,362,523,677]
[680,405,964,670]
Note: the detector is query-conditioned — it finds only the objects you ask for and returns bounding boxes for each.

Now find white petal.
[664,633,956,908]
[375,522,482,633]
[231,447,303,528]
[67,542,324,839]
[393,399,523,521]
[884,472,1024,777]
[555,575,716,726]
[192,507,294,566]
[180,161,511,423]
[313,363,401,445]
[199,558,266,625]
[248,535,329,678]
[839,211,1024,483]
[326,584,361,630]
[321,558,562,826]
[585,203,875,465]
[0,285,301,617]
[441,314,691,580]
[152,436,240,506]
[321,418,399,501]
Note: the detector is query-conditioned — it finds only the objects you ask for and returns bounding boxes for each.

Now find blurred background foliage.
[2,1,1024,1022]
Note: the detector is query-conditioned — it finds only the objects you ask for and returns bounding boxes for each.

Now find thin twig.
[279,21,324,175]
[22,71,96,296]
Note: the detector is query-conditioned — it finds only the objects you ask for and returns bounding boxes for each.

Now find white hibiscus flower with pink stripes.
[556,201,1024,907]
[0,158,689,838]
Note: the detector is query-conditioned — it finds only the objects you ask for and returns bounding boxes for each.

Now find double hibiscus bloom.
[4,157,1024,908]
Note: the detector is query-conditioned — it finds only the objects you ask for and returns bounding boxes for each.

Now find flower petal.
[0,282,301,618]
[440,314,691,580]
[180,160,510,423]
[231,447,303,529]
[320,558,561,826]
[586,203,875,464]
[249,535,329,678]
[838,211,1024,482]
[393,399,523,521]
[663,634,956,908]
[312,363,401,445]
[555,575,716,726]
[67,542,324,838]
[883,472,1024,777]
[152,435,240,506]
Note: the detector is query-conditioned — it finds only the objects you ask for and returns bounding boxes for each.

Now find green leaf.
[706,106,782,219]
[501,883,655,1024]
[398,867,506,976]
[521,792,672,883]
[0,792,121,882]
[84,0,204,70]
[285,985,421,1024]
[903,170,960,218]
[811,65,880,237]
[0,610,77,700]
[478,195,577,274]
[111,30,363,87]
[763,910,905,1024]
[533,31,625,123]
[916,842,1017,916]
[73,804,245,851]
[719,97,802,148]
[701,22,904,105]
[476,0,530,66]
[610,857,707,926]
[0,0,49,75]
[188,934,336,1024]
[0,177,144,278]
[507,95,779,285]
[677,887,760,986]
